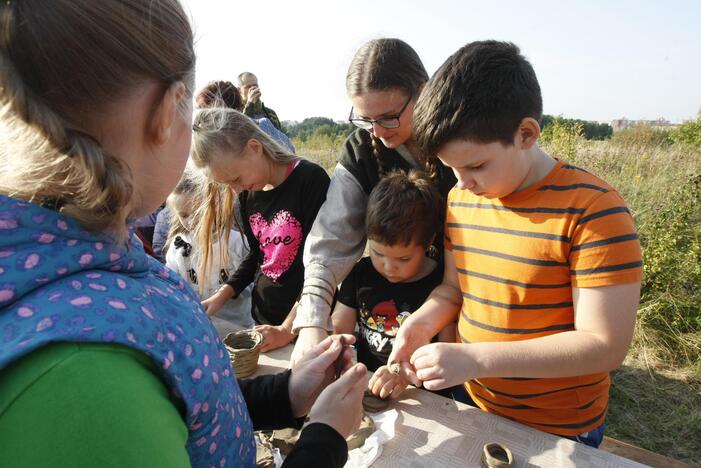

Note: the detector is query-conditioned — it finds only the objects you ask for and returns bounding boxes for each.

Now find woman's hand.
[255,324,295,352]
[306,363,367,439]
[367,365,408,399]
[201,285,234,317]
[288,334,357,418]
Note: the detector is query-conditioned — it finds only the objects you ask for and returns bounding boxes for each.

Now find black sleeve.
[239,372,348,467]
[337,262,359,309]
[302,163,331,228]
[282,423,348,468]
[238,370,300,430]
[226,193,259,296]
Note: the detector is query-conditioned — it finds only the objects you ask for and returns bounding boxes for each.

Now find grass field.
[294,128,701,465]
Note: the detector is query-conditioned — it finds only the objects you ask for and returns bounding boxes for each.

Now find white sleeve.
[227,229,250,270]
[292,163,368,332]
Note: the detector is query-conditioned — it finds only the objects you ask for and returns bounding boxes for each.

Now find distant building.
[611,117,680,132]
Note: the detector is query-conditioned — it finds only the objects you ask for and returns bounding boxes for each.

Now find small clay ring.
[389,362,401,375]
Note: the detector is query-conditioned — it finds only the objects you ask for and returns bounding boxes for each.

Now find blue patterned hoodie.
[0,195,255,467]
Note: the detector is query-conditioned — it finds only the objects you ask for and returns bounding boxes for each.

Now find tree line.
[284,115,614,142]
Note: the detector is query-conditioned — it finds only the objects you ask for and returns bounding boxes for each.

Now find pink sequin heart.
[248,210,302,281]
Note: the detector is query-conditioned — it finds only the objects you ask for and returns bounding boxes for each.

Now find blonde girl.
[191,108,330,353]
[164,172,255,334]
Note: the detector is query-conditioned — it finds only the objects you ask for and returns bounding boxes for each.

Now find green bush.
[638,173,701,334]
[670,119,701,148]
[542,121,701,364]
[611,124,674,148]
[540,117,584,162]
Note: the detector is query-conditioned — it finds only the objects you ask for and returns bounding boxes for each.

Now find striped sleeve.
[569,190,642,288]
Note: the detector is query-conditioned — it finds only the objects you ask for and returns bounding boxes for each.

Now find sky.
[181,0,701,124]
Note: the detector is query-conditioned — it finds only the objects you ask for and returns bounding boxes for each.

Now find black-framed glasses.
[348,95,413,130]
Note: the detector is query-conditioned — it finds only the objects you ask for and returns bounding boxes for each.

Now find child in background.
[333,171,456,399]
[390,41,642,447]
[191,108,330,352]
[164,172,254,335]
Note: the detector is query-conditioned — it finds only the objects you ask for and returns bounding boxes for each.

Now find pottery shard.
[270,427,301,456]
[262,413,376,457]
[346,413,376,450]
[255,432,275,468]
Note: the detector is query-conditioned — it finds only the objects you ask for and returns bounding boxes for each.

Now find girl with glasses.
[291,38,457,367]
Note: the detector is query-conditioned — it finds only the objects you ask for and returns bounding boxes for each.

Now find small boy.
[389,41,642,447]
[332,171,455,399]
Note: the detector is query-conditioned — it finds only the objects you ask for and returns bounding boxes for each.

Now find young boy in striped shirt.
[388,41,642,447]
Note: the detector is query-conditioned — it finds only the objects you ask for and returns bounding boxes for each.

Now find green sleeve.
[0,342,190,468]
[243,99,264,117]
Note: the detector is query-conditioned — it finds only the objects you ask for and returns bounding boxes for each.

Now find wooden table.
[252,345,647,467]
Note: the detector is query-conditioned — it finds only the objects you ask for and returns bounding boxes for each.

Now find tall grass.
[542,121,701,463]
[293,134,344,174]
[541,125,701,370]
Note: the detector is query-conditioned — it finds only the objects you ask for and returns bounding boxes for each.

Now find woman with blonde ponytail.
[0,2,366,467]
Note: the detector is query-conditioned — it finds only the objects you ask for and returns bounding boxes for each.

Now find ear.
[517,117,541,150]
[151,81,187,146]
[246,138,263,157]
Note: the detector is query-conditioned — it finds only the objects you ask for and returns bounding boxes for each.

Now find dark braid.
[424,156,441,183]
[370,135,390,177]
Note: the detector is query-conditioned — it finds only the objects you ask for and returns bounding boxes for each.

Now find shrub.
[540,117,584,162]
[670,119,701,149]
[611,124,674,148]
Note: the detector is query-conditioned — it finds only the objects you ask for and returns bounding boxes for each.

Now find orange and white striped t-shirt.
[445,160,642,436]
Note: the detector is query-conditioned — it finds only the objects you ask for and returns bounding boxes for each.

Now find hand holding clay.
[306,363,367,439]
[288,334,357,418]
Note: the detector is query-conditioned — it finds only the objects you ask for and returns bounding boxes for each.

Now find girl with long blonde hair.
[192,108,330,352]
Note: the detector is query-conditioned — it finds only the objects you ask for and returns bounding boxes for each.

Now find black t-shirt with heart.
[226,159,330,325]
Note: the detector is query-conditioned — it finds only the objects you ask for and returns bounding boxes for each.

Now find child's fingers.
[368,366,389,388]
[410,344,438,370]
[389,382,407,400]
[398,361,421,387]
[415,364,444,383]
[339,346,356,373]
[422,378,449,391]
[379,377,400,399]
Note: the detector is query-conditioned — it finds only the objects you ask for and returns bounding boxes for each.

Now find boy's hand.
[368,365,408,399]
[387,320,433,387]
[201,285,234,317]
[256,324,295,352]
[410,342,475,391]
